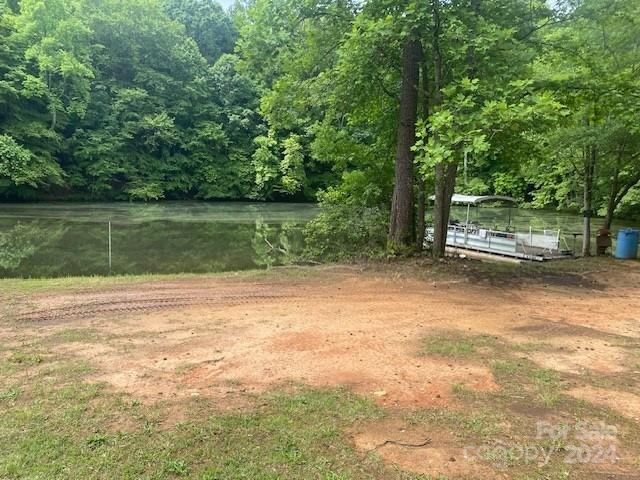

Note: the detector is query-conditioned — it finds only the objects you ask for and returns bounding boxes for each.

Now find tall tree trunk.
[415,58,430,251]
[582,145,596,256]
[433,162,458,257]
[430,0,457,258]
[46,72,57,131]
[388,36,421,249]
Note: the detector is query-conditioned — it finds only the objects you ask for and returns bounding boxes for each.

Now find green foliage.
[17,0,94,126]
[491,172,527,200]
[526,0,640,218]
[0,0,638,230]
[280,135,306,195]
[304,173,389,260]
[162,0,236,64]
[0,0,265,201]
[0,134,62,192]
[252,134,281,198]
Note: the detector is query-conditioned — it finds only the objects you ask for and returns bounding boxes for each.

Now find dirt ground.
[3,259,640,478]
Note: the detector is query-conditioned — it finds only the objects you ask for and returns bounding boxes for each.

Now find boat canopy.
[433,194,518,205]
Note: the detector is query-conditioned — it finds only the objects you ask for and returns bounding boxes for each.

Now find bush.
[304,200,389,261]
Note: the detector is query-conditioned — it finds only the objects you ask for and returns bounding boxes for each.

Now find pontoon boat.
[425,195,572,261]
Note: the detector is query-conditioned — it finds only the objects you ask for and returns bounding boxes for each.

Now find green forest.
[1,0,639,255]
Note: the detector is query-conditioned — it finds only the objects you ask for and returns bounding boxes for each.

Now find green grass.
[491,359,563,407]
[422,331,496,358]
[0,387,21,401]
[0,349,438,480]
[0,265,329,297]
[406,408,504,440]
[49,328,110,344]
[422,330,566,408]
[451,383,478,399]
[7,351,43,366]
[0,273,173,295]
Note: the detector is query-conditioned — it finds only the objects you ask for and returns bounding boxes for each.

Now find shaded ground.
[1,258,640,479]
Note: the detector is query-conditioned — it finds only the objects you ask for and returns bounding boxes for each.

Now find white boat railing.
[437,224,562,257]
[516,227,561,253]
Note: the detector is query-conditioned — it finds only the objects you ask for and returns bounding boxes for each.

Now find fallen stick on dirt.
[368,438,432,452]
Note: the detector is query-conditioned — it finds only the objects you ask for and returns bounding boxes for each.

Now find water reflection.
[0,202,315,278]
[0,202,635,278]
[0,222,67,271]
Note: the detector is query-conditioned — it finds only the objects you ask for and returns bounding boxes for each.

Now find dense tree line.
[0,0,327,200]
[1,0,639,255]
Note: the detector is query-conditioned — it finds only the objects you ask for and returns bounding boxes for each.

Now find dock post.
[108,221,112,275]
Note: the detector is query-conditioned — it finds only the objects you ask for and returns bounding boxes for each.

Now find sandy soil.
[3,261,640,478]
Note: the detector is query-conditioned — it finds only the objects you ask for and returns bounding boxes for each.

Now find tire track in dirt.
[14,292,303,322]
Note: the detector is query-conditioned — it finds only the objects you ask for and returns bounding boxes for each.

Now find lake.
[0,202,636,278]
[0,202,317,278]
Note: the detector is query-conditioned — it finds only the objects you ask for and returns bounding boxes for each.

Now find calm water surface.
[0,202,317,278]
[0,202,636,278]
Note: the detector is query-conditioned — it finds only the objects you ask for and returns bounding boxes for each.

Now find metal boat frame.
[426,195,571,262]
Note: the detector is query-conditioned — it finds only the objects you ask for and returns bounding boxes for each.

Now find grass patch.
[423,330,567,408]
[0,352,434,480]
[0,265,326,296]
[0,387,20,401]
[49,328,108,344]
[0,274,172,295]
[451,383,478,400]
[407,408,504,440]
[491,359,563,407]
[491,359,561,387]
[7,352,43,366]
[164,459,190,476]
[422,331,496,358]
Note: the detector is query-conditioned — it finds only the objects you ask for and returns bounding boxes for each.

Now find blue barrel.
[615,229,639,259]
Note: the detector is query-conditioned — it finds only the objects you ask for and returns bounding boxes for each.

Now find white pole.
[108,221,112,275]
[465,204,470,245]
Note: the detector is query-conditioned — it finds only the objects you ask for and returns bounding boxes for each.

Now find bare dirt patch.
[65,289,499,407]
[528,338,630,375]
[3,265,640,410]
[568,386,640,421]
[351,417,501,478]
